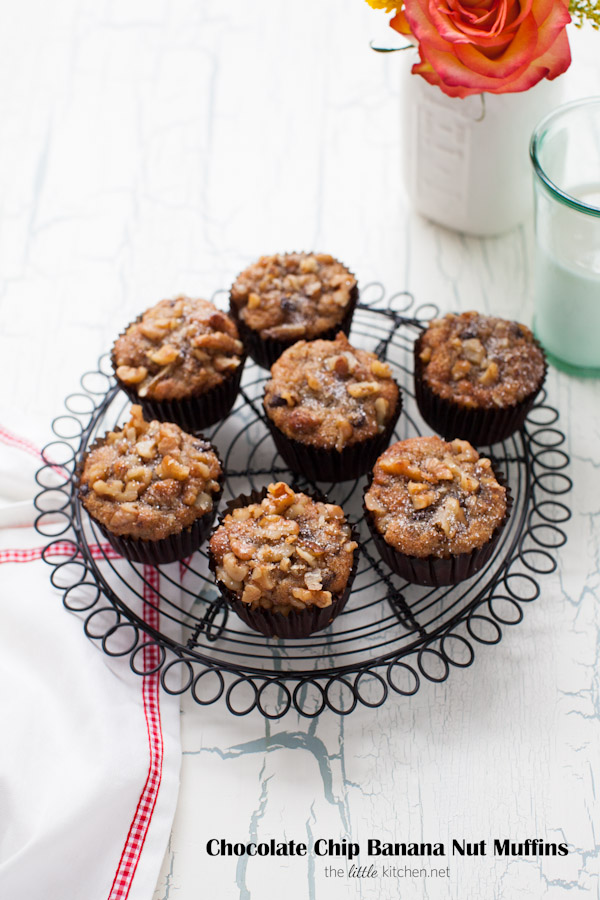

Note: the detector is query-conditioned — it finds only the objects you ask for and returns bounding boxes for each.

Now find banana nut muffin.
[415,311,546,445]
[364,435,510,585]
[263,332,401,481]
[79,405,223,563]
[229,252,358,368]
[209,482,358,637]
[112,296,245,430]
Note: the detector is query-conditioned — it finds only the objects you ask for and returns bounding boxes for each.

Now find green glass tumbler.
[530,97,600,377]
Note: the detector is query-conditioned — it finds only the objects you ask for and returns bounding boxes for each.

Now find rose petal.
[403,0,459,50]
[390,9,415,36]
[454,15,539,78]
[537,26,571,80]
[401,0,570,96]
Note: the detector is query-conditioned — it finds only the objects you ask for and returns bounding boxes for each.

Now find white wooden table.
[2,3,599,898]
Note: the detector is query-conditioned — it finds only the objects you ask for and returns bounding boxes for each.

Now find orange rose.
[391,0,571,97]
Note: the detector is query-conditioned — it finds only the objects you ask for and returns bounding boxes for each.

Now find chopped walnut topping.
[79,405,222,541]
[158,457,190,481]
[296,546,317,566]
[347,381,381,399]
[452,439,479,462]
[222,552,250,583]
[264,332,400,451]
[229,535,256,560]
[116,365,148,385]
[422,458,454,481]
[300,256,318,274]
[434,496,467,538]
[230,253,356,341]
[374,397,389,426]
[380,458,424,480]
[412,490,437,510]
[209,482,356,615]
[113,297,243,402]
[462,338,486,365]
[292,588,332,608]
[325,355,349,377]
[365,436,507,558]
[451,359,471,381]
[148,344,179,366]
[418,312,545,409]
[140,320,173,342]
[242,583,261,604]
[371,359,392,378]
[479,360,499,385]
[92,479,123,498]
[407,481,428,495]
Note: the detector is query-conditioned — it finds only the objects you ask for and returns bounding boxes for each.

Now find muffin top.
[112,297,244,402]
[79,405,222,541]
[365,436,507,558]
[418,312,546,409]
[264,333,400,452]
[230,252,357,341]
[209,482,357,614]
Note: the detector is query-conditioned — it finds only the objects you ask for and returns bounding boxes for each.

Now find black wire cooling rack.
[34,285,572,718]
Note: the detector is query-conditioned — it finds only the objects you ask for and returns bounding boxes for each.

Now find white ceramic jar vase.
[400,59,564,236]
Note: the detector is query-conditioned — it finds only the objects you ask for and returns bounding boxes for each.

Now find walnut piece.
[347,381,381,399]
[462,338,486,365]
[148,344,179,366]
[479,360,499,385]
[116,365,148,385]
[411,490,437,510]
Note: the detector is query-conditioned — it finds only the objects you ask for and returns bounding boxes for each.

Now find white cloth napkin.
[0,418,181,900]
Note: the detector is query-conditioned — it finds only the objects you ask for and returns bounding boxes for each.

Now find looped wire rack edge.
[34,285,572,718]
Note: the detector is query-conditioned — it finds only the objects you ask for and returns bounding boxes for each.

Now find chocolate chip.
[268,394,288,408]
[350,410,367,427]
[79,484,89,496]
[459,329,477,340]
[281,298,296,312]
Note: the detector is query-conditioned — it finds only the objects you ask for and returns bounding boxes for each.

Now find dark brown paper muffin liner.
[208,486,359,638]
[77,436,224,566]
[90,507,220,565]
[363,473,513,588]
[229,257,359,370]
[264,394,402,483]
[413,333,547,447]
[111,316,246,432]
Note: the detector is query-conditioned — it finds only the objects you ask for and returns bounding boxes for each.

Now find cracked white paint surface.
[2,2,599,898]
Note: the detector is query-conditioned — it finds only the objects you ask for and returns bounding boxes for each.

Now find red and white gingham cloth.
[0,420,182,900]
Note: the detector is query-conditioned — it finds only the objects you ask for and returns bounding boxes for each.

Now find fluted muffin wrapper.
[265,393,402,484]
[89,509,219,565]
[111,316,246,432]
[229,259,359,370]
[208,487,359,638]
[77,436,224,566]
[413,333,547,447]
[362,474,513,588]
